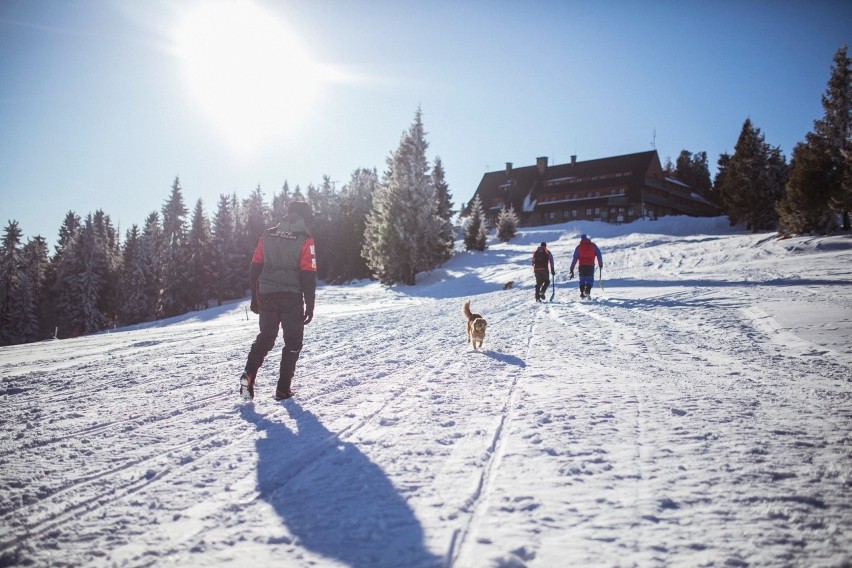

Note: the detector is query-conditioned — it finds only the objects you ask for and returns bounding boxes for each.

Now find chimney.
[536,156,548,174]
[571,155,577,164]
[505,162,513,174]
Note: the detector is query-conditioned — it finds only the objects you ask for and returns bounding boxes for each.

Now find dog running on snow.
[463,299,487,350]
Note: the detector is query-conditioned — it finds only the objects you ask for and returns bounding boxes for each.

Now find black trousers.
[245,292,305,394]
[535,270,550,298]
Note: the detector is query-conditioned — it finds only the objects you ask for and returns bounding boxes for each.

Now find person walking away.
[569,234,603,299]
[240,201,317,401]
[532,242,555,302]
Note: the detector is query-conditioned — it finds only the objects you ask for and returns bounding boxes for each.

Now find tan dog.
[503,281,514,290]
[463,299,487,350]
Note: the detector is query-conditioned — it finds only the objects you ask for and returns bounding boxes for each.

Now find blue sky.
[1,0,850,248]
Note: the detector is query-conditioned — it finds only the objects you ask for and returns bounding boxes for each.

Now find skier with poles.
[569,234,603,300]
[532,242,555,302]
[239,201,317,401]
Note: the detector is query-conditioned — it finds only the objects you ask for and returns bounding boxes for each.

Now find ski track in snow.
[1,217,851,567]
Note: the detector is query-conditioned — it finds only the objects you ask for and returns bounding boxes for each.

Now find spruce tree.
[160,177,189,318]
[496,205,520,242]
[713,153,731,214]
[91,210,122,327]
[779,45,852,233]
[141,211,163,319]
[464,195,488,251]
[674,150,713,201]
[48,213,117,337]
[46,212,81,337]
[22,235,49,338]
[120,224,151,324]
[0,221,38,345]
[186,199,212,311]
[333,167,375,283]
[211,195,237,305]
[433,156,455,263]
[363,151,409,285]
[229,193,248,298]
[67,214,106,335]
[363,109,443,285]
[243,184,268,258]
[820,45,852,229]
[719,118,787,231]
[310,176,341,282]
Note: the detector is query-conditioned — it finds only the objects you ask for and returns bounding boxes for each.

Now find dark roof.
[470,150,661,215]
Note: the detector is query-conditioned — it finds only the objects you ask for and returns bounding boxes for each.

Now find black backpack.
[533,248,549,269]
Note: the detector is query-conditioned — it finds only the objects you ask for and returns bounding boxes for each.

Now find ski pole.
[550,273,556,302]
[599,266,604,292]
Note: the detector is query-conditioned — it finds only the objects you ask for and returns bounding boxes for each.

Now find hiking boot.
[239,372,254,401]
[274,389,295,401]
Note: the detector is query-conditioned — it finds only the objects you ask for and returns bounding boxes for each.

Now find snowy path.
[1,219,850,567]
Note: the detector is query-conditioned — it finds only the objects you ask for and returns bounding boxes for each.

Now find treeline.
[0,109,455,345]
[663,45,851,234]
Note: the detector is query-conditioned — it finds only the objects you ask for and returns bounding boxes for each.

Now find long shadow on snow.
[239,403,442,568]
[477,350,526,368]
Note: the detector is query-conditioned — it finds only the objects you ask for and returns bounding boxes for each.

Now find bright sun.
[174,1,324,159]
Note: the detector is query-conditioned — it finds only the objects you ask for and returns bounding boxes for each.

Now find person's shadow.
[240,403,442,568]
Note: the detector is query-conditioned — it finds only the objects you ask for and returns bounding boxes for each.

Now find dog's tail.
[463,299,472,320]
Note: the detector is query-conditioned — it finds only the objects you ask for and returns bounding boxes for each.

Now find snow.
[2,216,851,567]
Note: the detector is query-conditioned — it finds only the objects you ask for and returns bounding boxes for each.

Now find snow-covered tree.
[0,221,38,345]
[363,152,409,285]
[160,177,189,318]
[186,199,212,311]
[363,108,443,285]
[120,224,152,324]
[22,235,49,337]
[211,195,241,305]
[330,167,376,283]
[140,211,163,319]
[496,205,520,242]
[243,184,269,258]
[310,176,343,282]
[433,156,455,263]
[91,210,122,326]
[66,215,106,335]
[464,195,488,251]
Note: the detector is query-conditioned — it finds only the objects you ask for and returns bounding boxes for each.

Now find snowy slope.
[1,217,851,568]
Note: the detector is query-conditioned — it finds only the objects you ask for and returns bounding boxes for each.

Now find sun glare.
[174,1,324,159]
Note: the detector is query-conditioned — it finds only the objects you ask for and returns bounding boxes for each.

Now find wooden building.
[468,150,720,226]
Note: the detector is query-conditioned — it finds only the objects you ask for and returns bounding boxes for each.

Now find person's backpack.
[577,240,596,265]
[533,248,549,269]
